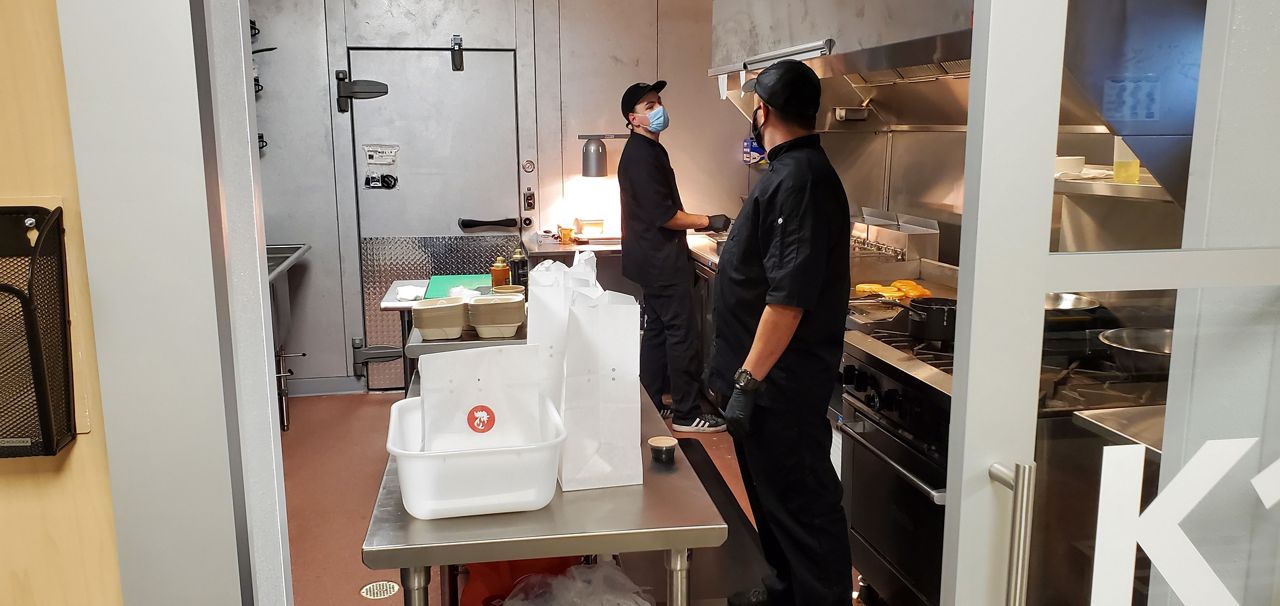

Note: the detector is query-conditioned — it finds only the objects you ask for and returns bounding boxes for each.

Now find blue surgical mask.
[646,106,669,133]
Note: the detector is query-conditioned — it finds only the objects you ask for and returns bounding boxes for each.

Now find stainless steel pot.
[1045,292,1100,311]
[1099,328,1173,377]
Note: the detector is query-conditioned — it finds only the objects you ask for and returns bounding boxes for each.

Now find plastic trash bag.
[503,563,654,606]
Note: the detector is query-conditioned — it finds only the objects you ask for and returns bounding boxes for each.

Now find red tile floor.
[281,392,855,605]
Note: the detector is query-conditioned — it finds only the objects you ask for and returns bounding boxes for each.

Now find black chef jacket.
[618,132,691,287]
[709,134,850,409]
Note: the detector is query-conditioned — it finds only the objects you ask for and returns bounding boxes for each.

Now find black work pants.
[640,280,703,422]
[734,396,852,606]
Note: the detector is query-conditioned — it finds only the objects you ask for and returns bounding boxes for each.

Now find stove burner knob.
[854,369,869,391]
[843,366,869,391]
[880,389,901,412]
[866,392,881,411]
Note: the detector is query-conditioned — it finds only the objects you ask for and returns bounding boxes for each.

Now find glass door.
[944,1,1280,604]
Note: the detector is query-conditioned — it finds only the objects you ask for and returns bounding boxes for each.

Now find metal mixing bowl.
[1044,292,1101,312]
[1098,328,1174,377]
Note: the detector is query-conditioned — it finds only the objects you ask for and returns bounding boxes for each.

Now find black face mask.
[750,106,764,146]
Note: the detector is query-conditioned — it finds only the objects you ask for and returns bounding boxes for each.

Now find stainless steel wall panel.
[657,0,750,219]
[554,0,657,229]
[514,0,540,233]
[533,0,565,232]
[360,235,520,389]
[887,131,965,264]
[345,0,516,48]
[253,0,352,381]
[821,132,887,213]
[325,0,368,380]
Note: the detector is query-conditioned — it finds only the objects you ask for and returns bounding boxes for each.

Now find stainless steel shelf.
[1073,405,1165,456]
[1054,167,1174,203]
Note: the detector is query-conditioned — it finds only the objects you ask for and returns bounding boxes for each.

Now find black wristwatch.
[734,368,762,392]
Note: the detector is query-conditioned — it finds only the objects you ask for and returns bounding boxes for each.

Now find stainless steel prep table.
[1073,405,1165,456]
[363,386,727,606]
[379,279,431,391]
[403,325,527,360]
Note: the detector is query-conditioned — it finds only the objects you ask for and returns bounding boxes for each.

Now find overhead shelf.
[1054,166,1174,203]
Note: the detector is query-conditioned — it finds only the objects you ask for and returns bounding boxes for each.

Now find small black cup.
[649,436,677,465]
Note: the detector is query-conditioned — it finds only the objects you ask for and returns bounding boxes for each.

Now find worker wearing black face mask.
[707,60,852,606]
[617,80,731,433]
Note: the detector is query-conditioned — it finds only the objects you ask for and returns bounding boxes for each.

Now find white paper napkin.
[396,285,426,301]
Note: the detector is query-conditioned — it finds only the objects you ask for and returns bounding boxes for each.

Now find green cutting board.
[424,274,492,299]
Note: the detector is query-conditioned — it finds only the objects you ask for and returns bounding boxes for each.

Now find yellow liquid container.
[1114,160,1140,184]
[1113,138,1140,184]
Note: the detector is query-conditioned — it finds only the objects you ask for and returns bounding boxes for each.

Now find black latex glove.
[697,214,732,233]
[724,387,758,437]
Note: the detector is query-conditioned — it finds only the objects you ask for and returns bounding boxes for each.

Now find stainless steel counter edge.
[528,239,623,256]
[1072,405,1165,455]
[687,234,719,270]
[844,331,953,397]
[363,491,728,569]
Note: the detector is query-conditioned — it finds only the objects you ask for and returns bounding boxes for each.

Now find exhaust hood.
[712,0,1206,206]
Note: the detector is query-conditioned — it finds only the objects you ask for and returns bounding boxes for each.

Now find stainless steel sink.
[265,244,310,352]
[266,244,310,283]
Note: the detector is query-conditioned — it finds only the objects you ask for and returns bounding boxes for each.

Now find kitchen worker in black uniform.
[617,80,732,433]
[708,60,852,605]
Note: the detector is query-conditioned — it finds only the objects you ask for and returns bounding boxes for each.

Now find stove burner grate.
[869,330,955,374]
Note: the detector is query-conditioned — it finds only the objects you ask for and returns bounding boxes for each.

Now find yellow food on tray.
[855,283,884,296]
[877,288,905,300]
[904,286,932,298]
[891,279,919,290]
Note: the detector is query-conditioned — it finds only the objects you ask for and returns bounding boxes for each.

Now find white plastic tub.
[387,396,566,520]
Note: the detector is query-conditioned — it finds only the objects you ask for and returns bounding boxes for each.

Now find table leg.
[400,310,413,394]
[400,566,428,606]
[666,548,690,606]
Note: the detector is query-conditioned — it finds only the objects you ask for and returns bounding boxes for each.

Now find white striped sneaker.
[672,414,727,434]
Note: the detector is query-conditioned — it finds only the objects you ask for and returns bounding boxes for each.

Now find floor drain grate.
[361,580,401,600]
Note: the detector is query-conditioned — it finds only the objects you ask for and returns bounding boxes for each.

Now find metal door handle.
[840,423,946,505]
[989,462,1036,606]
[458,218,519,230]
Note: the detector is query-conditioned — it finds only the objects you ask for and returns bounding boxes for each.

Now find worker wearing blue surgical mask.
[617,81,730,433]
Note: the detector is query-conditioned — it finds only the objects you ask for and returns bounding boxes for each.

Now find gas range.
[842,331,952,465]
[839,303,1165,606]
[1039,360,1167,416]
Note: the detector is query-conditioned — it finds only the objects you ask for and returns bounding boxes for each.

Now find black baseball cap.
[742,60,821,119]
[620,80,667,120]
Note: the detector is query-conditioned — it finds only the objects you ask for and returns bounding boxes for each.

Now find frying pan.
[851,297,958,342]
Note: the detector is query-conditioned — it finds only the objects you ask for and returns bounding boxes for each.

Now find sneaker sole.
[671,423,728,434]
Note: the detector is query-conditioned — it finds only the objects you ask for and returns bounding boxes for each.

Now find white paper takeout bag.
[527,252,642,491]
[560,290,642,491]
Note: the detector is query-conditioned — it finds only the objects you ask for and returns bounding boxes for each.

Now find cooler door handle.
[990,462,1036,606]
[458,218,519,230]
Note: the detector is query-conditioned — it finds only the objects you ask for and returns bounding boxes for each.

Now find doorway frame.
[944,0,1280,603]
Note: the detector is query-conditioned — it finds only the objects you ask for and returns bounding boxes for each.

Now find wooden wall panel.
[0,0,123,603]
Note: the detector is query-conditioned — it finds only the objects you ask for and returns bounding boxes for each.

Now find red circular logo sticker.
[467,405,496,433]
